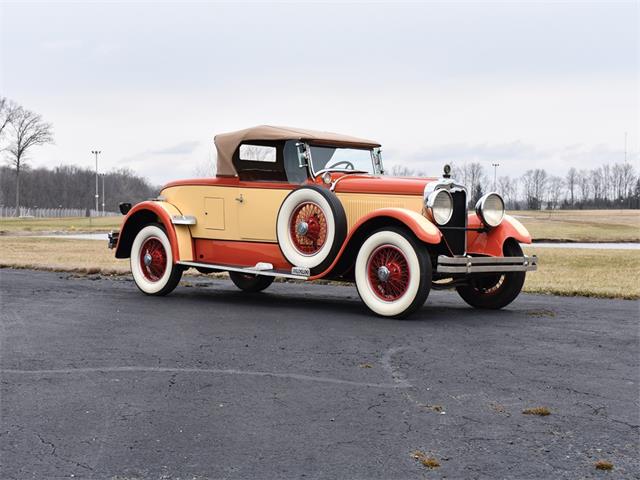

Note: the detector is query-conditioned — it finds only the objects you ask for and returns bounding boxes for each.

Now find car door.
[234,143,296,242]
[237,185,292,241]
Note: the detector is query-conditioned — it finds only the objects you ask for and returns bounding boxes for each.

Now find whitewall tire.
[355,228,431,318]
[276,186,347,274]
[130,224,183,296]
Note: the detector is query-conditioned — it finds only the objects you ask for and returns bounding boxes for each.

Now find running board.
[177,260,310,280]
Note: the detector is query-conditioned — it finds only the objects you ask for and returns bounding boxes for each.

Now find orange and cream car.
[109,126,537,318]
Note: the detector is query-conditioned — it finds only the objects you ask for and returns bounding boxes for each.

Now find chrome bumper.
[437,255,537,274]
[107,231,119,249]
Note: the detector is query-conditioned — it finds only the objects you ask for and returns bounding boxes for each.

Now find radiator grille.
[441,190,467,255]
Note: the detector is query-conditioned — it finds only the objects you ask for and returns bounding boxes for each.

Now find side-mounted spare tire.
[276,185,347,275]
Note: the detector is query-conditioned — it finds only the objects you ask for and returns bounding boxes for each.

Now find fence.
[0,206,119,218]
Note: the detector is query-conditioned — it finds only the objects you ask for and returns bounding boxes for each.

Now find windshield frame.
[305,143,384,178]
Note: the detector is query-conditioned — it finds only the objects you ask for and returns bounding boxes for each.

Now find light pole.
[101,173,106,215]
[492,163,500,191]
[91,150,101,215]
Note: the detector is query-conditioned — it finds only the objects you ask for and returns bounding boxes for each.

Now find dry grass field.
[0,237,129,274]
[1,237,638,300]
[522,246,639,299]
[510,209,640,242]
[0,216,121,234]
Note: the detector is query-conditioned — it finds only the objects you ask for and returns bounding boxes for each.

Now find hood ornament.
[443,164,452,179]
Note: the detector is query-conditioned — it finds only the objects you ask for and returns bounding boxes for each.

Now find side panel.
[467,214,532,257]
[162,184,292,243]
[162,185,239,240]
[193,239,292,269]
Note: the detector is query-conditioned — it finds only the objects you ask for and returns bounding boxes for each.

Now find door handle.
[235,194,244,203]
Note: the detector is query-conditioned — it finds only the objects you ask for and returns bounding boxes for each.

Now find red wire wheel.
[366,245,411,301]
[289,202,328,255]
[139,237,167,282]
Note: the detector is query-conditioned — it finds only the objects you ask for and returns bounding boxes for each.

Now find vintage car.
[109,125,537,318]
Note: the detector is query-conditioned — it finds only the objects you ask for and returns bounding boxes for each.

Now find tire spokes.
[290,202,328,255]
[139,237,167,282]
[367,245,410,301]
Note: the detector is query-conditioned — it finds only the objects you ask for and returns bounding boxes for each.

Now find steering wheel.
[326,160,355,171]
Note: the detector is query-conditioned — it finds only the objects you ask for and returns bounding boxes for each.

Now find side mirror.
[296,142,309,168]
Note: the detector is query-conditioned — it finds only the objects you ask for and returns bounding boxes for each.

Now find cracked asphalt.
[1,268,639,479]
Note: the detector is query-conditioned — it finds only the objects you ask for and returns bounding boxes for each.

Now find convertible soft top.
[214,125,381,177]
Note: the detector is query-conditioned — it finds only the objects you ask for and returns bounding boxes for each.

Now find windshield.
[308,145,380,175]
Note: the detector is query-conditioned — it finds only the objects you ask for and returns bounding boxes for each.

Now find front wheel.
[130,224,183,295]
[456,240,526,309]
[354,227,432,318]
[229,271,274,292]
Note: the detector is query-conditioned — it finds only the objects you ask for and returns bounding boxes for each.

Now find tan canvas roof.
[214,125,381,177]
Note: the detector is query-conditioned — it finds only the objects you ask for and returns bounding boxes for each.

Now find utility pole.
[91,150,101,215]
[101,173,105,215]
[492,163,499,191]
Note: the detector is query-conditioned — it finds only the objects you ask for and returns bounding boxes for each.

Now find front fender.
[309,207,441,280]
[352,208,442,244]
[467,213,532,257]
[114,201,194,262]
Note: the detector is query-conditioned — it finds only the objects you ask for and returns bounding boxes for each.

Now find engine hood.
[331,175,437,196]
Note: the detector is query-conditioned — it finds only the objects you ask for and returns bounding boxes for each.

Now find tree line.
[0,164,158,213]
[0,96,157,214]
[390,161,640,210]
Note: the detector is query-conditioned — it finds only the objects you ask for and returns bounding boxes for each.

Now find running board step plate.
[177,260,309,280]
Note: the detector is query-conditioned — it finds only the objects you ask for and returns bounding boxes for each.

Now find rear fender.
[114,201,194,262]
[467,213,532,257]
[309,207,441,279]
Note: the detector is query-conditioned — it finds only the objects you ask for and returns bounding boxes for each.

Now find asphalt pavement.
[1,268,638,479]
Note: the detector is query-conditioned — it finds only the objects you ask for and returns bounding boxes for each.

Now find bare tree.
[590,167,603,201]
[565,167,577,206]
[577,169,591,203]
[521,169,548,209]
[619,162,636,201]
[497,175,515,208]
[0,97,17,146]
[389,164,418,177]
[547,176,564,209]
[6,106,54,216]
[452,162,486,204]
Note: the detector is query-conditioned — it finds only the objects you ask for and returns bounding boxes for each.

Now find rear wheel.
[456,240,526,309]
[354,227,431,318]
[229,271,274,292]
[130,224,183,295]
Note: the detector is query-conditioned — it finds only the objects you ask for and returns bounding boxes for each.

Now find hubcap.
[377,265,390,282]
[139,237,167,282]
[296,221,309,236]
[290,202,328,255]
[367,245,410,301]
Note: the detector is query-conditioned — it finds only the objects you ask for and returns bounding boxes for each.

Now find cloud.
[150,141,200,155]
[41,39,82,51]
[384,142,637,179]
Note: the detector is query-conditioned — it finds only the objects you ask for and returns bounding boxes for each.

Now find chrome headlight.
[476,193,505,228]
[425,188,453,225]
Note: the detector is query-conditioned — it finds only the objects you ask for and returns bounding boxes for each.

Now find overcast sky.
[1,0,638,185]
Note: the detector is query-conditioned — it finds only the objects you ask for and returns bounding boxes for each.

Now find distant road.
[1,269,638,478]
